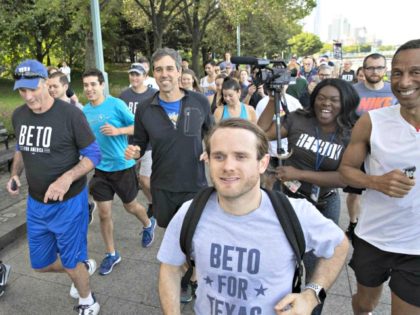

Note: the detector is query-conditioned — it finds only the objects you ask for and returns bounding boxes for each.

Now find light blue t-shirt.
[83,96,135,172]
[159,98,181,127]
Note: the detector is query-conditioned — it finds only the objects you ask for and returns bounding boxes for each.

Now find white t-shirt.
[356,105,420,255]
[255,95,302,156]
[60,66,71,82]
[158,190,344,315]
[144,77,159,90]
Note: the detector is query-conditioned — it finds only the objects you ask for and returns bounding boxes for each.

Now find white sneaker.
[74,293,100,315]
[70,259,97,299]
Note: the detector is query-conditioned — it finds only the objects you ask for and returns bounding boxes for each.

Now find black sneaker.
[345,221,357,241]
[191,281,198,298]
[147,204,153,218]
[0,261,11,297]
[180,283,192,304]
[88,201,97,225]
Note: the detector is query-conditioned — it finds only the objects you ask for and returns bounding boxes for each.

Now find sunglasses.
[14,71,46,80]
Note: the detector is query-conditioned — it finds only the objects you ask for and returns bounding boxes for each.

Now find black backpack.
[179,186,306,293]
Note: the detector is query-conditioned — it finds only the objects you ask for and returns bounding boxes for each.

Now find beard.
[365,74,384,84]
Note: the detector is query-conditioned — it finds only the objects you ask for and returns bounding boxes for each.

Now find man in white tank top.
[339,39,420,314]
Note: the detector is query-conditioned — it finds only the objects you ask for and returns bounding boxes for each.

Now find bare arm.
[214,107,223,123]
[257,96,288,140]
[247,106,257,124]
[100,123,134,136]
[339,114,414,197]
[43,156,95,203]
[159,263,183,315]
[275,236,349,314]
[7,151,24,195]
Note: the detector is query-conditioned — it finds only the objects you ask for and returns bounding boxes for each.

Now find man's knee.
[352,284,383,313]
[123,199,142,214]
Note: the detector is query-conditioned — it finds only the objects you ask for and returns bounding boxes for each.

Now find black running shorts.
[349,234,420,307]
[89,166,139,204]
[151,188,197,228]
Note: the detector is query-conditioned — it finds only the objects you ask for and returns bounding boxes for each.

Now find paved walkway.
[0,170,392,314]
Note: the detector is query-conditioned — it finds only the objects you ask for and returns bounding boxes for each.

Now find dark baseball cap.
[128,63,146,75]
[13,60,48,90]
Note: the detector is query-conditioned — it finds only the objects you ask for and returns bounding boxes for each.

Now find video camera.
[231,56,291,91]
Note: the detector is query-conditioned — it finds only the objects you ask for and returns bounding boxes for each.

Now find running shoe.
[141,217,156,248]
[99,252,121,275]
[180,283,193,304]
[70,259,97,299]
[0,262,11,297]
[345,221,357,241]
[88,201,97,225]
[74,292,100,315]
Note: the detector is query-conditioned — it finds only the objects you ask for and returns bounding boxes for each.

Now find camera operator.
[258,78,359,315]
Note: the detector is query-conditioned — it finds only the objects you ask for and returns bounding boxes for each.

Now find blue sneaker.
[142,217,156,248]
[99,252,121,275]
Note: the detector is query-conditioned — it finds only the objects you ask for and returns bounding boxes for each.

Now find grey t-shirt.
[353,82,398,116]
[158,190,344,314]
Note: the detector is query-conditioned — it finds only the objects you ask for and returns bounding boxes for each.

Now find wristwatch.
[304,283,326,304]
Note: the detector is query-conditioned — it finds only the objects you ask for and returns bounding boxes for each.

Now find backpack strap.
[264,188,306,293]
[180,186,215,268]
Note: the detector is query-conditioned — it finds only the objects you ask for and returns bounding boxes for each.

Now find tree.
[181,0,220,74]
[288,32,323,57]
[128,0,192,51]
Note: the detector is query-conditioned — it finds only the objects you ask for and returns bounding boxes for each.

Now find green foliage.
[288,32,323,56]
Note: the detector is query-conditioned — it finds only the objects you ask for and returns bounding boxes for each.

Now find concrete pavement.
[0,170,392,314]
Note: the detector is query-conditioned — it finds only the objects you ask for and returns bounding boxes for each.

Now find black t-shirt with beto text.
[12,99,95,202]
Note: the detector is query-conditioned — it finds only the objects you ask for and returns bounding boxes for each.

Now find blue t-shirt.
[159,98,181,127]
[83,96,135,172]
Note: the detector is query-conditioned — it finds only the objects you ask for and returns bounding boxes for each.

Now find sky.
[302,0,420,45]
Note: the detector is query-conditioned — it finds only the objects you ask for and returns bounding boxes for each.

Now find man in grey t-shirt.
[157,119,348,314]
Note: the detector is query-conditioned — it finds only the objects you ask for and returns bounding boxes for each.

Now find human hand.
[200,152,208,162]
[373,169,415,198]
[43,174,73,203]
[125,145,141,160]
[276,166,301,182]
[257,84,266,97]
[248,84,257,95]
[7,175,21,196]
[100,123,120,136]
[274,290,318,315]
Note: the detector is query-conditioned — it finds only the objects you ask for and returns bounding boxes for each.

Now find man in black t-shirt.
[120,63,157,216]
[340,60,356,83]
[7,60,101,315]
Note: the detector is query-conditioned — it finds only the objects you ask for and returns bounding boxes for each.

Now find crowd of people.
[1,38,419,315]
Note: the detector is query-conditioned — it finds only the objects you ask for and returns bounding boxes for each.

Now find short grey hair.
[318,64,332,73]
[152,47,182,71]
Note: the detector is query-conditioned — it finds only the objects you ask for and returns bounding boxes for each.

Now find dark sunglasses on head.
[14,71,46,80]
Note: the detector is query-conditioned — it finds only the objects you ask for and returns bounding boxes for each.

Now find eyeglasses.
[364,66,385,72]
[318,73,332,78]
[14,71,46,80]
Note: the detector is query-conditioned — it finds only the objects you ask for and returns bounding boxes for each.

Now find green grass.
[0,66,132,135]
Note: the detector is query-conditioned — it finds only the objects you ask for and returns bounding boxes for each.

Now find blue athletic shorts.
[27,188,89,270]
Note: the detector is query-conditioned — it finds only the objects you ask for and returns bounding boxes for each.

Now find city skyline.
[303,0,420,45]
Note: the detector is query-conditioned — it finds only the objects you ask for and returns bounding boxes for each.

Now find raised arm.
[257,96,288,140]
